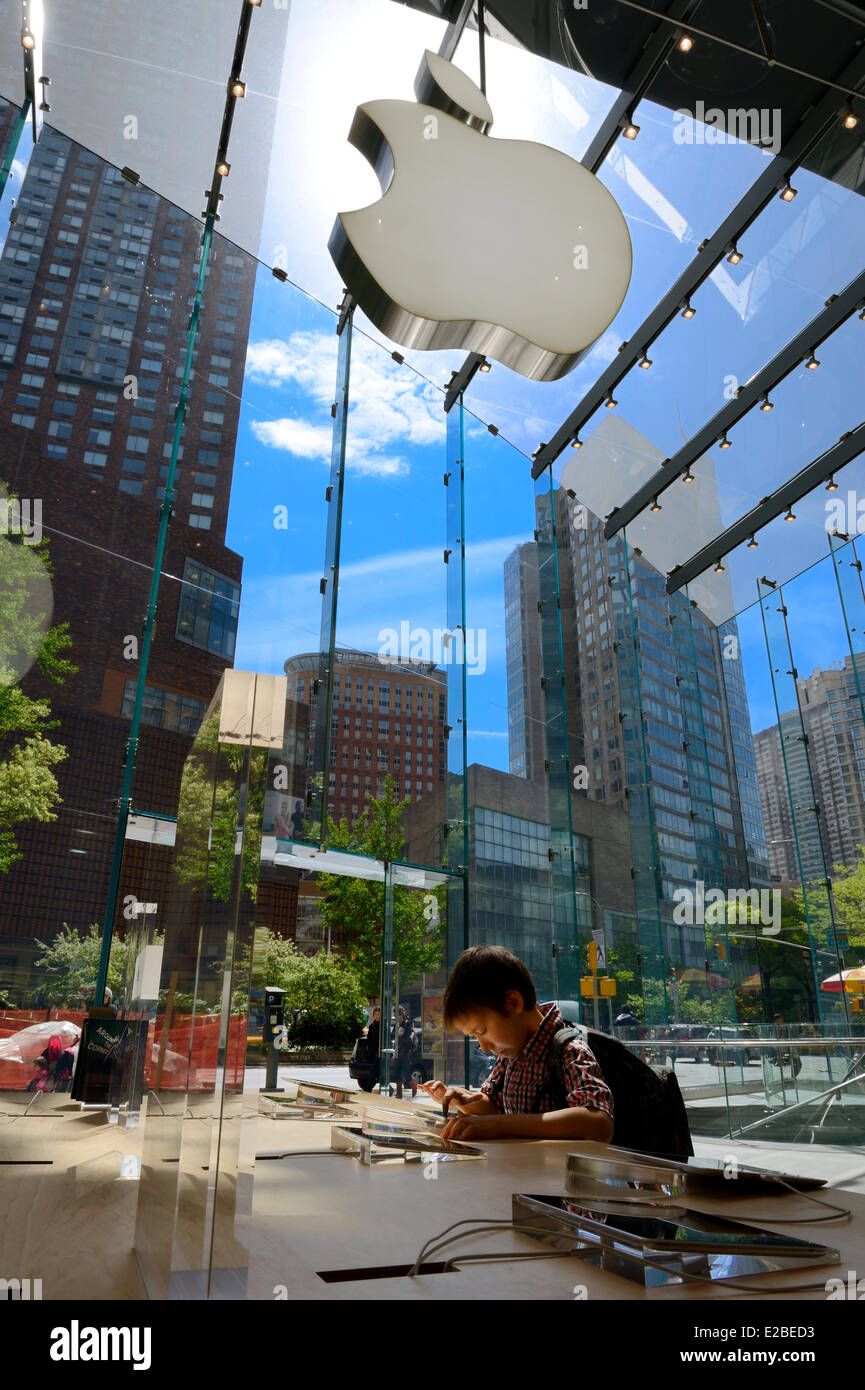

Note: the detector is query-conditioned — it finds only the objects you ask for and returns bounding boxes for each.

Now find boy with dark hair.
[420,945,613,1143]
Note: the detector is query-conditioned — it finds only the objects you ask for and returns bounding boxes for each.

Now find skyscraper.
[755,654,865,884]
[0,123,254,968]
[0,127,253,534]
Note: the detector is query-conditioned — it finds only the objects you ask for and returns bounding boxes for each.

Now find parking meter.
[261,986,286,1093]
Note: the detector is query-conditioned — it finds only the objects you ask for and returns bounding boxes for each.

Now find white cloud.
[251,417,332,457]
[246,329,444,478]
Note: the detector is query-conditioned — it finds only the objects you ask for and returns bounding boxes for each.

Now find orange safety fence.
[0,1012,248,1092]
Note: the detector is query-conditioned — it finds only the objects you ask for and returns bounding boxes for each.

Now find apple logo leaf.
[329,50,632,383]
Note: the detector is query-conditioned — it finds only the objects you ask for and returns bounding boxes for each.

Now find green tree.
[173,712,266,903]
[260,931,366,1047]
[316,775,445,998]
[31,924,130,1008]
[0,490,75,872]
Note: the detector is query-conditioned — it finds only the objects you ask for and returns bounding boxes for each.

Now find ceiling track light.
[747,535,759,548]
[682,467,694,484]
[650,496,662,513]
[478,358,491,373]
[860,307,865,321]
[718,432,732,449]
[780,179,797,201]
[843,105,858,130]
[571,435,583,450]
[805,351,819,370]
[678,33,694,52]
[714,558,725,573]
[21,29,35,49]
[230,78,246,98]
[605,393,617,408]
[784,506,796,522]
[622,116,640,139]
[681,299,696,319]
[826,475,839,491]
[639,353,652,368]
[726,243,744,265]
[216,160,231,177]
[760,391,774,411]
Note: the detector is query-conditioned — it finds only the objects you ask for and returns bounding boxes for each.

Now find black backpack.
[546,1024,693,1160]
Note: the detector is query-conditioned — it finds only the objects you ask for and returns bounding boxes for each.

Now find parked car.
[705,1025,760,1066]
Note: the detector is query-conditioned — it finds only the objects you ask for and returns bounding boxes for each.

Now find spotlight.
[605,393,617,409]
[230,79,247,98]
[718,432,732,449]
[622,118,640,140]
[21,30,35,50]
[216,160,231,177]
[681,300,696,319]
[682,468,694,484]
[571,435,583,450]
[714,558,725,573]
[478,358,491,373]
[747,535,759,549]
[727,244,743,265]
[760,392,774,411]
[639,354,652,369]
[784,506,796,522]
[650,497,662,513]
[826,475,839,491]
[843,107,858,130]
[860,307,865,321]
[678,34,694,52]
[780,179,797,202]
[805,352,819,370]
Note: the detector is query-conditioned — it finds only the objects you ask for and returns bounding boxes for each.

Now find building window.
[122,680,206,735]
[176,557,240,659]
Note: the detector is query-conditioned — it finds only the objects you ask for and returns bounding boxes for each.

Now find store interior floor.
[2,1071,863,1302]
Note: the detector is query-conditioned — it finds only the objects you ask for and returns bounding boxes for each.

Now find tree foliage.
[0,490,75,872]
[31,924,130,1008]
[316,775,446,998]
[173,713,266,903]
[261,931,366,1047]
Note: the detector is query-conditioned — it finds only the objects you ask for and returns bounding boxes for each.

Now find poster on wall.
[422,994,444,1056]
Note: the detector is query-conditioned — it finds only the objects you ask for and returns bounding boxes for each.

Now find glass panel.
[134,669,278,1298]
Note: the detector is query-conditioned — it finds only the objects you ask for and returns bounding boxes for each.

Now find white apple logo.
[329,50,632,383]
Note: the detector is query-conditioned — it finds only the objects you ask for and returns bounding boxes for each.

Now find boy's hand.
[441,1112,503,1143]
[418,1081,476,1113]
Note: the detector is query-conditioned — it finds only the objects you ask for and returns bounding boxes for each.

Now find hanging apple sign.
[329,49,632,383]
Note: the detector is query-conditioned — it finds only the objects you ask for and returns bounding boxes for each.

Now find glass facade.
[2,0,865,1306]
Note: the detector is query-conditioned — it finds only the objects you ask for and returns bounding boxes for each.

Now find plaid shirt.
[480,1003,613,1119]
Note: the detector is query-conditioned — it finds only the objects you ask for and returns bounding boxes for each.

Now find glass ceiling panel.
[685,446,865,625]
[558,102,865,621]
[0,0,287,258]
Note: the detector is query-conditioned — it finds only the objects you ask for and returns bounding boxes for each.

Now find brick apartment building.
[284,649,448,828]
[0,122,261,985]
